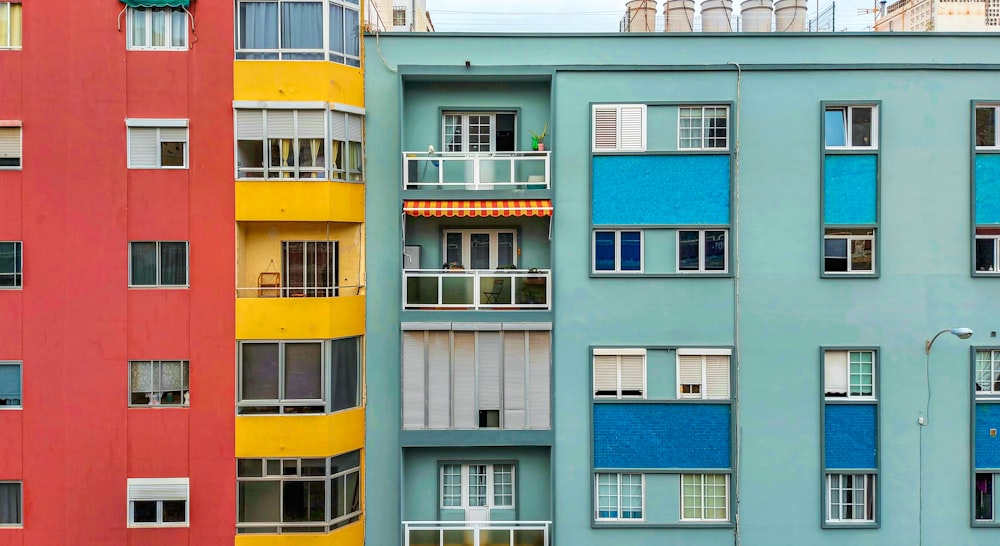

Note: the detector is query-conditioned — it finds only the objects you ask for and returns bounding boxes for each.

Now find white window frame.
[592,230,644,273]
[330,110,364,182]
[127,477,189,528]
[823,228,875,274]
[238,340,326,414]
[677,229,729,273]
[826,473,876,523]
[128,241,189,288]
[235,0,361,66]
[126,7,188,51]
[0,125,22,170]
[594,472,644,522]
[441,111,517,153]
[128,360,190,407]
[592,348,646,400]
[442,229,518,270]
[976,104,1000,150]
[825,105,878,150]
[676,348,732,400]
[0,481,22,527]
[126,119,189,169]
[680,474,730,522]
[976,350,1000,397]
[0,361,21,409]
[975,228,1000,273]
[0,241,22,289]
[824,349,876,400]
[678,106,729,150]
[0,2,21,50]
[234,108,331,180]
[392,5,407,26]
[592,104,647,152]
[439,463,516,510]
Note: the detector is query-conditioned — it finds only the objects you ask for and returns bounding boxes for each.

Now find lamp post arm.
[925,329,950,354]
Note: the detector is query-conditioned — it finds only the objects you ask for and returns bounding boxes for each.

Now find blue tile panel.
[824,154,878,225]
[592,155,731,225]
[975,154,1000,224]
[975,403,1000,469]
[824,403,877,469]
[593,403,731,469]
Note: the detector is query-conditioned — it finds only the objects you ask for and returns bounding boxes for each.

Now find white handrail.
[402,269,550,310]
[402,151,551,190]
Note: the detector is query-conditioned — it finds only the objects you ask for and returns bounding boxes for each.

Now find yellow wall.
[236,295,365,340]
[234,61,365,106]
[237,222,364,291]
[236,408,365,457]
[236,182,365,223]
[235,518,364,546]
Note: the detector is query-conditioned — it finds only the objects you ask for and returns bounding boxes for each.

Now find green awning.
[120,0,191,7]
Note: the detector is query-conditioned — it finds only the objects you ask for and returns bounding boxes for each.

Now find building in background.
[364,31,1000,546]
[367,0,434,32]
[876,0,1000,31]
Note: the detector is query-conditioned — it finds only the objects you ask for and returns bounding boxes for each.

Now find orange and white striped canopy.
[403,200,553,218]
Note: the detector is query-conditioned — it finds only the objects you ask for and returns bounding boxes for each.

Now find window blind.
[401,331,426,429]
[619,105,646,151]
[426,331,451,429]
[503,332,527,429]
[128,127,158,168]
[824,351,848,395]
[527,331,551,429]
[0,128,20,160]
[235,110,264,140]
[452,332,477,429]
[592,106,618,151]
[678,355,704,399]
[705,355,730,399]
[127,478,188,501]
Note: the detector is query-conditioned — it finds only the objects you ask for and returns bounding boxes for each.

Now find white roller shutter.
[824,351,848,396]
[235,110,264,140]
[128,127,158,168]
[503,332,526,430]
[619,354,645,398]
[159,127,188,143]
[453,332,477,429]
[297,111,326,139]
[619,105,646,151]
[266,110,294,138]
[705,355,730,399]
[477,332,501,412]
[426,331,451,429]
[347,114,363,142]
[678,355,704,399]
[330,112,348,141]
[401,331,426,429]
[593,355,619,397]
[0,128,21,160]
[592,106,618,152]
[527,331,551,429]
[127,478,188,501]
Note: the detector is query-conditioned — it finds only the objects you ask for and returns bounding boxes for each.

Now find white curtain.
[281,2,322,50]
[239,2,278,50]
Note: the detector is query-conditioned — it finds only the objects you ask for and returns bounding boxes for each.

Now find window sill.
[126,48,189,52]
[822,521,878,529]
[972,271,1000,278]
[128,166,189,170]
[823,397,877,403]
[0,167,22,171]
[128,523,190,529]
[128,405,189,409]
[0,407,22,411]
[592,521,733,529]
[0,287,23,290]
[127,285,190,290]
[972,521,1000,527]
[820,272,879,279]
[592,272,733,279]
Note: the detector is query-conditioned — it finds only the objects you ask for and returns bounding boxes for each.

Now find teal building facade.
[364,32,1000,546]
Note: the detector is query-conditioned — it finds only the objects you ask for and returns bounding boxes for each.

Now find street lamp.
[925,327,974,354]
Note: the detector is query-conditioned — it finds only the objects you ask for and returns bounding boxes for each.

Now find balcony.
[404,521,550,546]
[403,152,550,191]
[403,269,550,310]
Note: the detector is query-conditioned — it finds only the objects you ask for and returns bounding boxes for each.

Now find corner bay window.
[236,0,360,66]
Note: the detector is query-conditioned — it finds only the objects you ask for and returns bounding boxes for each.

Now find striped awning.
[403,200,552,217]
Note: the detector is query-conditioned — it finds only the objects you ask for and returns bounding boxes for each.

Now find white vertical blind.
[477,332,501,411]
[824,351,848,395]
[128,127,158,168]
[592,106,618,151]
[619,105,646,151]
[705,355,730,399]
[426,332,451,429]
[452,332,477,429]
[678,355,704,399]
[527,332,551,429]
[401,332,426,429]
[235,110,264,140]
[503,332,526,429]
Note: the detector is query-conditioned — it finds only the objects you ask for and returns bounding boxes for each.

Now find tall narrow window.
[0,2,22,49]
[282,241,338,297]
[330,111,363,181]
[976,473,995,522]
[977,105,999,149]
[0,482,22,525]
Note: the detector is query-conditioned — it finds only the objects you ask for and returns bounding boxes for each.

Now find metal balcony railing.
[403,521,550,546]
[402,151,551,190]
[236,285,363,298]
[403,269,550,310]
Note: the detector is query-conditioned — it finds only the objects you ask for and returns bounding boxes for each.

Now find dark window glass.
[159,242,188,285]
[851,107,873,147]
[0,242,20,287]
[824,239,848,272]
[282,480,326,522]
[977,107,996,148]
[478,409,500,428]
[0,483,20,524]
[330,450,361,474]
[850,239,873,272]
[330,337,360,412]
[283,343,322,400]
[300,458,327,477]
[620,231,642,271]
[976,238,997,272]
[132,501,157,523]
[678,231,700,270]
[0,364,20,406]
[705,231,726,271]
[242,343,280,400]
[130,242,158,285]
[594,232,616,271]
[238,459,263,478]
[238,481,280,523]
[162,500,186,522]
[161,142,184,167]
[976,473,994,521]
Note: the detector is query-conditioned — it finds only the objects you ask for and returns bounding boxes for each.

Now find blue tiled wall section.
[824,403,877,469]
[975,155,1000,224]
[975,403,1000,468]
[593,403,731,469]
[592,155,731,225]
[824,154,878,225]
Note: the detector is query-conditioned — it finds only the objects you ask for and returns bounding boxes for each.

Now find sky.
[424,0,877,33]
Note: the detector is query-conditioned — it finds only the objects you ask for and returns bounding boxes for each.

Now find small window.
[0,2,22,49]
[127,7,188,50]
[392,6,407,26]
[976,228,1000,273]
[330,111,364,181]
[127,122,189,169]
[678,106,729,150]
[0,361,21,408]
[0,241,21,288]
[976,350,1000,396]
[127,478,189,527]
[0,482,21,526]
[129,241,189,287]
[593,230,643,273]
[439,463,515,510]
[824,350,875,399]
[677,350,731,400]
[593,349,645,399]
[681,474,729,521]
[678,230,728,272]
[595,473,643,521]
[0,126,21,169]
[824,228,874,274]
[977,105,999,149]
[826,473,875,522]
[592,104,646,152]
[129,361,189,407]
[976,473,996,522]
[825,105,877,149]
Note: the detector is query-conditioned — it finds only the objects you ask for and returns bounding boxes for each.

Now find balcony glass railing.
[403,521,550,546]
[403,269,550,310]
[402,152,551,190]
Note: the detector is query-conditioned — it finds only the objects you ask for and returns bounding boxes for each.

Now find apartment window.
[282,241,338,297]
[678,229,728,272]
[593,230,642,273]
[977,105,999,149]
[235,109,327,180]
[677,350,731,400]
[128,7,187,50]
[127,478,189,527]
[976,350,1000,396]
[442,112,516,153]
[592,104,646,152]
[127,120,188,169]
[238,337,360,415]
[593,349,645,399]
[0,242,21,288]
[330,111,363,181]
[824,350,875,399]
[977,473,997,522]
[595,473,643,521]
[824,228,874,273]
[392,6,406,26]
[236,0,360,66]
[0,362,20,408]
[825,105,877,149]
[679,106,728,150]
[976,228,1000,273]
[0,2,22,49]
[443,229,516,270]
[440,463,515,510]
[826,473,875,522]
[0,482,21,526]
[129,242,188,287]
[681,474,729,521]
[0,126,21,168]
[237,452,361,534]
[129,361,189,407]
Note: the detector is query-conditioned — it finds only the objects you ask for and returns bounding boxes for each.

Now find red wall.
[0,1,234,544]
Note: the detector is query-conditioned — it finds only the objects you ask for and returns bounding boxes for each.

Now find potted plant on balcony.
[529,123,548,152]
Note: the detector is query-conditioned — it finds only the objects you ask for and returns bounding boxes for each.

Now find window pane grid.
[236,1,360,65]
[128,7,187,50]
[682,474,728,521]
[442,465,462,507]
[0,242,21,288]
[679,106,728,149]
[493,464,514,507]
[827,473,875,522]
[848,351,874,397]
[596,473,620,519]
[468,465,487,507]
[976,350,1000,395]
